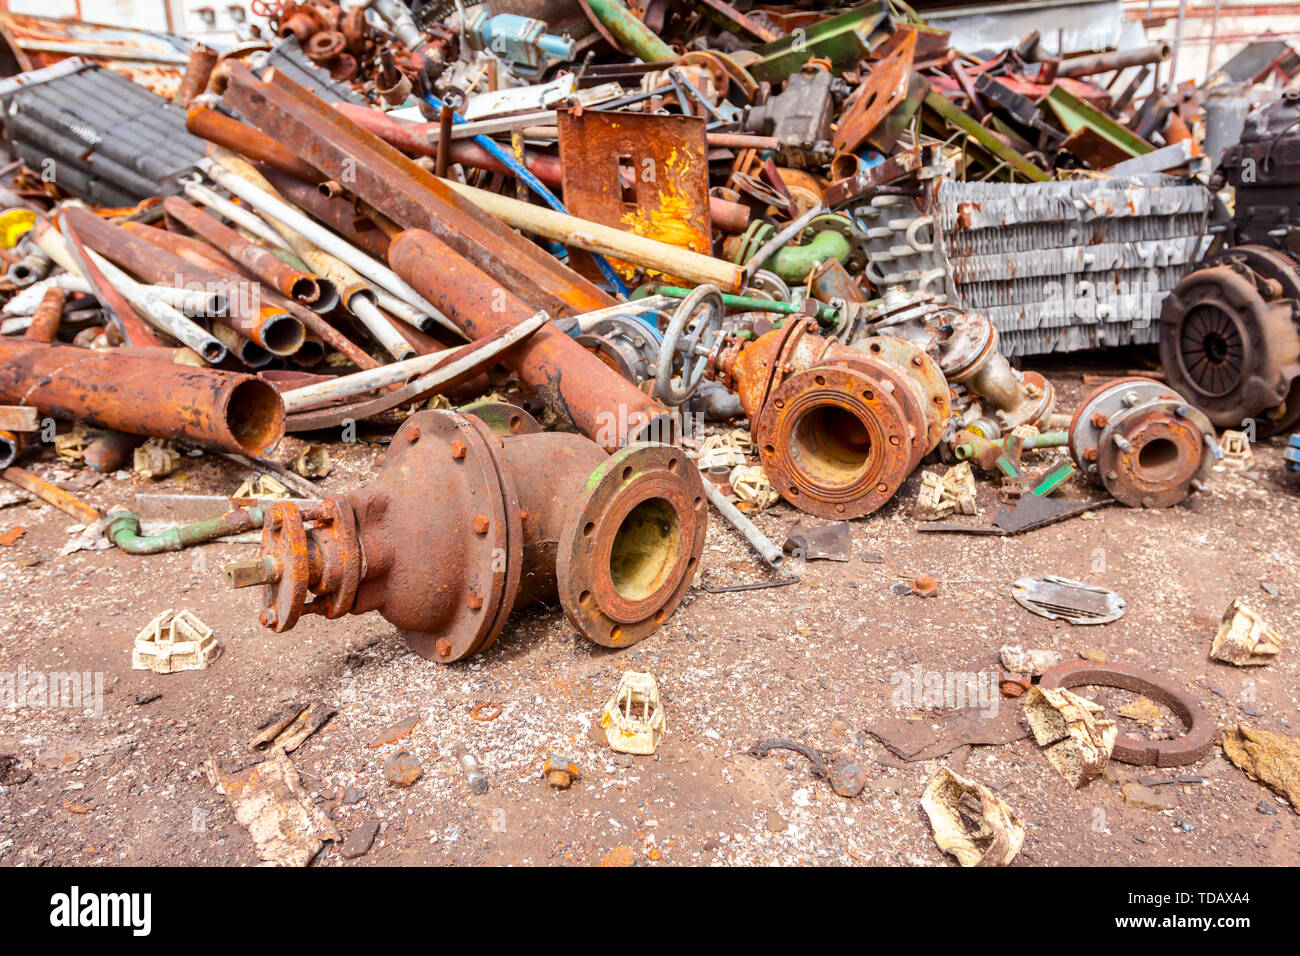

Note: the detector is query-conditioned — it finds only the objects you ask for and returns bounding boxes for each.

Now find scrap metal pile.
[0,0,1294,664]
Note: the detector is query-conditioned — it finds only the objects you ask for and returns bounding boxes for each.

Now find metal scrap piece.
[1022,685,1117,788]
[749,738,867,797]
[921,768,1024,867]
[209,750,340,867]
[1039,661,1215,767]
[1011,575,1126,625]
[782,521,851,561]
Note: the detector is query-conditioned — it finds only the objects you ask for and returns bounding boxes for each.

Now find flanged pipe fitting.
[849,287,1055,430]
[713,318,948,517]
[1068,377,1220,508]
[1159,246,1300,436]
[226,408,707,662]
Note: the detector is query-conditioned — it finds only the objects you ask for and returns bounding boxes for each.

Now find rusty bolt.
[450,439,466,459]
[407,424,421,442]
[467,593,483,610]
[912,574,938,598]
[1000,672,1032,697]
[542,754,580,789]
[435,637,452,657]
[472,514,490,534]
[1090,412,1109,429]
[1083,445,1099,462]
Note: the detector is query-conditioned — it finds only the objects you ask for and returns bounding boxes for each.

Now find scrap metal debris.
[920,768,1025,868]
[1022,685,1117,789]
[210,750,340,867]
[601,671,667,756]
[1210,599,1284,667]
[749,738,867,798]
[1011,575,1127,625]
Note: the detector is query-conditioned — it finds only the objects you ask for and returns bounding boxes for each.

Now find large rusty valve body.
[714,318,947,518]
[228,408,707,662]
[1068,377,1220,508]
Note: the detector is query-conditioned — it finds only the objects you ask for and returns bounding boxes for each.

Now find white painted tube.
[183,179,295,255]
[202,160,458,335]
[283,310,550,413]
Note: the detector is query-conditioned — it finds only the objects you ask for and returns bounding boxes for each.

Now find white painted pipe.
[283,310,550,413]
[183,179,295,255]
[202,159,458,335]
[83,250,227,364]
[439,178,746,292]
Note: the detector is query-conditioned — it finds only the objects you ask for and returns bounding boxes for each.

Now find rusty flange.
[855,335,950,451]
[302,495,360,621]
[756,363,915,518]
[1038,661,1215,767]
[1068,376,1217,508]
[259,500,309,632]
[557,443,707,648]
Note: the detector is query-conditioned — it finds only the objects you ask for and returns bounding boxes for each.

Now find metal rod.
[700,477,783,569]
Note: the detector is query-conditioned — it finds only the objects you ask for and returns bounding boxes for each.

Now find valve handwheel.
[654,285,725,405]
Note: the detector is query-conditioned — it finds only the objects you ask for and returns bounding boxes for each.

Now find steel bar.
[700,477,783,569]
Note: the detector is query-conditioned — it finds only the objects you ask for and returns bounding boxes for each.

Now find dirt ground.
[1,353,1298,867]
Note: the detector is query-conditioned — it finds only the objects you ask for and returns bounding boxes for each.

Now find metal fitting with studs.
[226,407,707,662]
[712,318,948,518]
[1068,377,1220,508]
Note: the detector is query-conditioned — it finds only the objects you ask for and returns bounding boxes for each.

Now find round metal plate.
[261,500,308,632]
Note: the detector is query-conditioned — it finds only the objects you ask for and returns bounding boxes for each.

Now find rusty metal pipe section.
[225,408,706,663]
[0,339,285,456]
[63,207,305,357]
[714,318,948,518]
[1068,377,1220,508]
[220,62,613,318]
[389,229,673,450]
[25,286,66,342]
[186,107,325,185]
[161,196,326,307]
[1057,43,1171,79]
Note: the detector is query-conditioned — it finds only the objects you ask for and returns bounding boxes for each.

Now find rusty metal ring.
[261,500,309,632]
[470,701,503,721]
[1038,661,1215,767]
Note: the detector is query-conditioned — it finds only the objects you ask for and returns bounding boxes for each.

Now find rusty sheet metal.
[0,339,284,456]
[833,30,916,155]
[0,14,189,99]
[558,109,711,284]
[220,62,613,318]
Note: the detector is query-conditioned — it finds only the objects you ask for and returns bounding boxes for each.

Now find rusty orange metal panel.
[557,109,712,283]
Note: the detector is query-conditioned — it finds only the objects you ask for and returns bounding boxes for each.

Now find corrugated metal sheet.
[934,175,1212,356]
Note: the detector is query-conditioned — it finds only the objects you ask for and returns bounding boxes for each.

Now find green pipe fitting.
[644,284,841,326]
[728,215,855,284]
[584,0,677,62]
[106,506,265,555]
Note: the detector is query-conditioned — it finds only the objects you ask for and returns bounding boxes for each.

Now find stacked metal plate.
[0,57,206,206]
[933,175,1212,356]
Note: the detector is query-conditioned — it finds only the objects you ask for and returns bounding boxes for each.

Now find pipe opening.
[261,314,306,356]
[609,498,682,603]
[291,276,321,304]
[201,340,228,364]
[226,379,285,455]
[308,280,340,313]
[1136,436,1182,481]
[791,405,873,487]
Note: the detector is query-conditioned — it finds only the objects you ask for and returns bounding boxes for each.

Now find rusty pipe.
[389,229,672,450]
[161,196,325,307]
[258,167,393,261]
[221,63,613,317]
[1058,43,1171,78]
[186,106,325,185]
[334,103,751,234]
[64,209,305,357]
[0,339,285,456]
[25,286,66,342]
[174,44,219,107]
[713,319,947,518]
[225,408,706,662]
